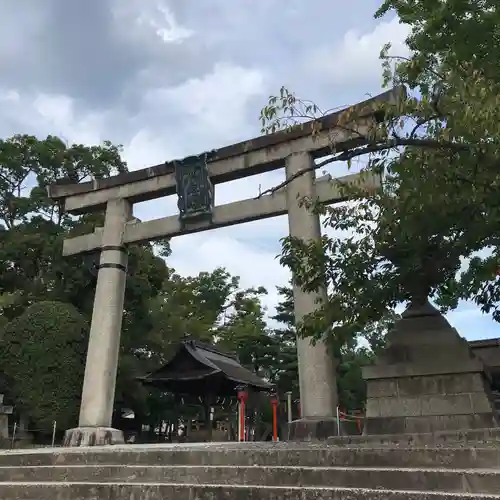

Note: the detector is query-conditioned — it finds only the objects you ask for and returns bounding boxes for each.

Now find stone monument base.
[363,299,499,435]
[363,368,498,434]
[63,427,124,447]
[287,417,342,441]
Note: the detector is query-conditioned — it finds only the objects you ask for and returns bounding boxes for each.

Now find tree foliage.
[217,286,274,376]
[0,134,169,424]
[270,285,299,394]
[260,1,500,342]
[0,134,128,320]
[149,268,279,383]
[0,301,88,431]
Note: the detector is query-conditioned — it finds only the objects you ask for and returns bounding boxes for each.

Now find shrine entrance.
[47,87,400,446]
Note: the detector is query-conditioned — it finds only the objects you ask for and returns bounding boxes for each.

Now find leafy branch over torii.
[257,0,500,342]
[258,67,496,198]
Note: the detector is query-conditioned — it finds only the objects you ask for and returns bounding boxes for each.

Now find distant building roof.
[469,338,500,349]
[138,339,273,397]
[469,338,500,385]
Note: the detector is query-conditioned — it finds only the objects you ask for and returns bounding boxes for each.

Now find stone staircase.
[0,435,500,499]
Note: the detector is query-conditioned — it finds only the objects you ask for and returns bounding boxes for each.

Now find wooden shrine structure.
[139,339,272,442]
[139,339,272,397]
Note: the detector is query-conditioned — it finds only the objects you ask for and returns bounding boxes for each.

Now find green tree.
[148,267,241,358]
[0,134,169,423]
[270,285,298,394]
[217,286,276,378]
[148,268,274,371]
[0,301,88,432]
[259,1,500,342]
[0,134,127,320]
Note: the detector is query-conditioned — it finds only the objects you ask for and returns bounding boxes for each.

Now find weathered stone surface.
[1,463,500,493]
[366,375,492,418]
[1,441,500,469]
[286,153,339,424]
[327,426,500,447]
[63,427,124,447]
[366,379,398,398]
[396,373,485,396]
[287,417,341,441]
[0,441,499,499]
[0,483,499,500]
[363,300,499,434]
[471,338,500,371]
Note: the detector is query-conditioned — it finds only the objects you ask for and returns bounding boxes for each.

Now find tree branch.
[256,137,473,198]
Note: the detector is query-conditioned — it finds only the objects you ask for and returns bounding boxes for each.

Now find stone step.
[328,427,500,448]
[0,465,499,494]
[0,482,499,500]
[1,443,500,469]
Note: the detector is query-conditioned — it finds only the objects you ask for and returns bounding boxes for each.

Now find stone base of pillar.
[63,427,124,447]
[286,417,342,441]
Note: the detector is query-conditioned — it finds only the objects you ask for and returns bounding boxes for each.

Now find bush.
[0,301,88,433]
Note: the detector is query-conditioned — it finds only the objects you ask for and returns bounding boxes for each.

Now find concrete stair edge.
[329,427,500,446]
[0,464,499,494]
[0,442,499,498]
[0,482,499,499]
[1,446,500,469]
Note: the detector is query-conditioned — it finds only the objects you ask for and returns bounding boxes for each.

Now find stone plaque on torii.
[47,88,401,446]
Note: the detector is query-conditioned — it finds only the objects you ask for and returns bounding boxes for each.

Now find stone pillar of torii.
[47,88,400,446]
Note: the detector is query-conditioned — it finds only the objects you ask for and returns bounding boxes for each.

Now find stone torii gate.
[48,88,400,446]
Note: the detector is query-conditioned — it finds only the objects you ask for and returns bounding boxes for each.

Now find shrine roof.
[139,339,273,394]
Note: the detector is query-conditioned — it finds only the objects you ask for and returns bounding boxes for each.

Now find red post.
[296,400,301,418]
[270,393,279,441]
[355,410,362,434]
[237,388,248,442]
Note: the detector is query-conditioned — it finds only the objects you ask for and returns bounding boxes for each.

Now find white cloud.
[0,59,267,171]
[117,62,268,173]
[0,88,108,146]
[307,16,410,88]
[111,0,194,47]
[0,89,20,102]
[139,63,267,152]
[33,94,108,146]
[121,129,173,171]
[149,4,194,44]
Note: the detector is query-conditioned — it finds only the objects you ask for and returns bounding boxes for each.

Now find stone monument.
[363,298,499,434]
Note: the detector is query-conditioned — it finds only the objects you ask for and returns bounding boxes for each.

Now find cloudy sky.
[1,0,498,341]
